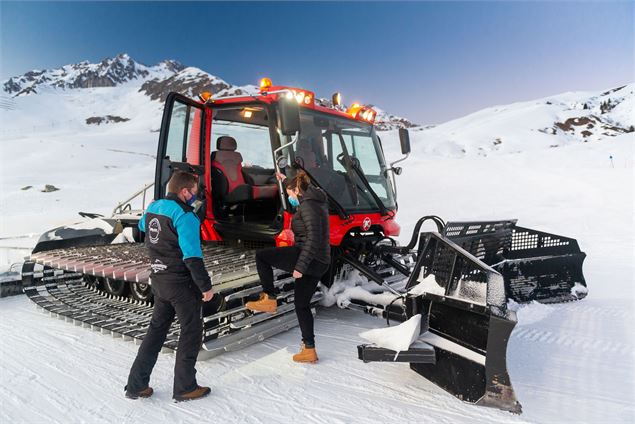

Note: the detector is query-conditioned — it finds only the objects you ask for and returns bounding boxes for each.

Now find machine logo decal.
[362,217,372,231]
[148,218,161,244]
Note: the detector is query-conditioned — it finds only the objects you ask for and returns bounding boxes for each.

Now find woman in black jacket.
[246,170,330,363]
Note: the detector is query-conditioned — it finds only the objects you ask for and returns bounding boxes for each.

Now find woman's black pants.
[255,246,329,348]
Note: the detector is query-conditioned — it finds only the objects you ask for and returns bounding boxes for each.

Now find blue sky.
[1,1,633,123]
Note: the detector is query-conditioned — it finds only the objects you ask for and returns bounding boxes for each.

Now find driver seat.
[211,136,279,204]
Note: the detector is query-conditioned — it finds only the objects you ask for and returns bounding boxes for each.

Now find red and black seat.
[211,136,278,207]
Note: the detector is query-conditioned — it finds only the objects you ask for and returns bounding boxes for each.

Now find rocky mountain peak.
[2,54,179,96]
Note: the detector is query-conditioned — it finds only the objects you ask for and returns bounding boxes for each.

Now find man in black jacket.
[125,171,214,402]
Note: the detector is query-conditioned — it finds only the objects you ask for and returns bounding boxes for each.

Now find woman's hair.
[286,170,311,192]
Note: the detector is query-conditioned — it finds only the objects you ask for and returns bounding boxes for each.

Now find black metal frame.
[443,221,587,303]
[359,231,522,414]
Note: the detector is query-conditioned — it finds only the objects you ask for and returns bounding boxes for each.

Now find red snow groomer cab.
[23,78,589,414]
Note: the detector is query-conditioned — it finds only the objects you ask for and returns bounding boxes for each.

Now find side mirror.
[279,98,300,136]
[398,128,411,155]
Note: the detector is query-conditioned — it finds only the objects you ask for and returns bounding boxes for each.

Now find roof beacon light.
[199,91,213,103]
[332,92,342,107]
[260,77,273,92]
[347,103,376,123]
[347,103,362,117]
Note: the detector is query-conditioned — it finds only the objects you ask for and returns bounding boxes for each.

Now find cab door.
[154,93,207,200]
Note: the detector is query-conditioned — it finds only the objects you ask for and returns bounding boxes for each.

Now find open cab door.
[155,92,208,205]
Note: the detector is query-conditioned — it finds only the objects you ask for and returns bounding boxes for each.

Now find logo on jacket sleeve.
[362,217,372,231]
[150,259,168,273]
[148,218,161,244]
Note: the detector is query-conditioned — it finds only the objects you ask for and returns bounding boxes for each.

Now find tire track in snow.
[557,302,634,319]
[512,327,631,355]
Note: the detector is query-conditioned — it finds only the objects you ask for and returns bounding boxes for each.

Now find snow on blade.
[408,274,445,296]
[359,314,422,353]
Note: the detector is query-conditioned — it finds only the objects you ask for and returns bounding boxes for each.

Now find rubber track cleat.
[173,386,211,402]
[293,343,318,363]
[245,293,277,314]
[125,386,154,399]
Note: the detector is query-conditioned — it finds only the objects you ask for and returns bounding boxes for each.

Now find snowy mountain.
[379,83,634,158]
[1,54,421,130]
[2,53,184,96]
[139,67,260,102]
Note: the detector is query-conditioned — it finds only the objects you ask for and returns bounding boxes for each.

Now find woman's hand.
[276,172,287,182]
[293,270,303,279]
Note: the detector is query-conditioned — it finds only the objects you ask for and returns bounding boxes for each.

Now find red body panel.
[194,86,400,247]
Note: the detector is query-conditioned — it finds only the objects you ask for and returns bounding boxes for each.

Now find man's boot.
[292,343,318,363]
[173,386,211,402]
[125,386,154,399]
[245,293,277,313]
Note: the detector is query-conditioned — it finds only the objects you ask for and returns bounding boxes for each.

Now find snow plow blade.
[360,232,522,414]
[444,220,587,303]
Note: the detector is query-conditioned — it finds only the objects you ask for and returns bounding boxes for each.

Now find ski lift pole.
[609,155,614,168]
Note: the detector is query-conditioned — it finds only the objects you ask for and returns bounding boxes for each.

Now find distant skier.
[246,170,331,363]
[125,170,214,402]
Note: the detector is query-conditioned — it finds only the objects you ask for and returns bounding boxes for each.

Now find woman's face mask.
[287,188,300,208]
[288,196,300,207]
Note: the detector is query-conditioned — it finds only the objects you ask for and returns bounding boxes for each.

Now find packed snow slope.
[0,133,633,423]
[1,57,634,422]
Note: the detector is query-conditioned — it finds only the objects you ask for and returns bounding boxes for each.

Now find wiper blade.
[293,163,351,221]
[349,161,390,216]
[331,131,389,216]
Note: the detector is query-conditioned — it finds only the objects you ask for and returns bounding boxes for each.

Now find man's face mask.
[186,189,197,206]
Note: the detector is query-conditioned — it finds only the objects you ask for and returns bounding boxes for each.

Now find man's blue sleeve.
[138,213,146,233]
[175,212,203,259]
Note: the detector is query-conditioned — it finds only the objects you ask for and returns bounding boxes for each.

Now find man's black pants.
[256,246,329,348]
[126,280,203,397]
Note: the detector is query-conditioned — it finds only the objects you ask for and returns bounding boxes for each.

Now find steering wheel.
[336,152,360,169]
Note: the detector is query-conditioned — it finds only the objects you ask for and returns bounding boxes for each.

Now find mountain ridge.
[1,54,419,130]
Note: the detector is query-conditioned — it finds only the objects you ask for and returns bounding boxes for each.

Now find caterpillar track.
[21,243,325,359]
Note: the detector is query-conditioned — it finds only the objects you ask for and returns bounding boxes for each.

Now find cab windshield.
[290,109,396,213]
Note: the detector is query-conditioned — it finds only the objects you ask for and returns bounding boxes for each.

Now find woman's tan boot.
[292,343,318,363]
[245,293,277,313]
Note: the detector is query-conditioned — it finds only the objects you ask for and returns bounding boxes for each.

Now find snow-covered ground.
[1,76,634,422]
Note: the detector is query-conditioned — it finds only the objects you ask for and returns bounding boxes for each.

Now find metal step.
[199,310,301,360]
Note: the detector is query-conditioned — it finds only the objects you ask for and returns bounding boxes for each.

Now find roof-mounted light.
[332,92,342,107]
[346,103,376,123]
[199,91,213,103]
[260,77,273,92]
[283,88,314,106]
